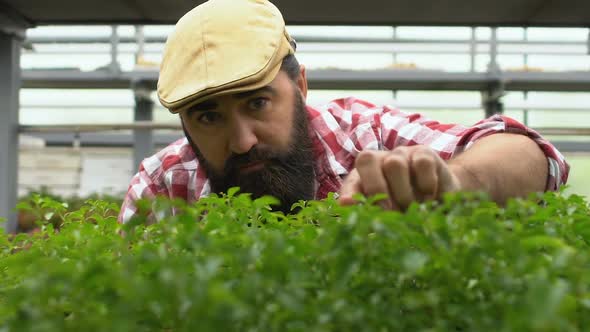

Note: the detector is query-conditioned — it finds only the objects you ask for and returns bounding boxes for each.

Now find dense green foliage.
[1,190,590,331]
[16,189,122,232]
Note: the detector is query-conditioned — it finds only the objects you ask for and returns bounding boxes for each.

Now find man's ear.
[296,64,308,100]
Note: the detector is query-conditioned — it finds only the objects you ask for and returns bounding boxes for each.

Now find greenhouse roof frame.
[2,0,590,27]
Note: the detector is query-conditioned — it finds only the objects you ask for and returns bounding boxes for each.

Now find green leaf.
[521,235,567,251]
[402,250,428,274]
[15,202,33,211]
[227,187,240,198]
[3,190,590,331]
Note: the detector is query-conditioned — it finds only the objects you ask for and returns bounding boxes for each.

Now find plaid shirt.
[119,97,569,223]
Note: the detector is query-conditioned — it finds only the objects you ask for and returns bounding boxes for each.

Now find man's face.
[180,70,315,213]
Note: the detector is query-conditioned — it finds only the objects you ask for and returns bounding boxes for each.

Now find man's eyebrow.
[186,100,218,115]
[234,86,278,99]
[185,86,277,115]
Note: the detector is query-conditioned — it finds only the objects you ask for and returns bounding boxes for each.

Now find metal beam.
[553,141,590,153]
[20,132,183,147]
[22,69,158,89]
[5,0,590,26]
[481,28,505,117]
[0,31,22,233]
[19,122,180,133]
[21,69,590,92]
[0,3,33,36]
[482,80,505,117]
[19,133,590,153]
[19,123,590,136]
[132,82,155,171]
[24,35,590,46]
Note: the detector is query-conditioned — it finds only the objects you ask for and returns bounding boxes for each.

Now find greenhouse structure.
[1,0,590,232]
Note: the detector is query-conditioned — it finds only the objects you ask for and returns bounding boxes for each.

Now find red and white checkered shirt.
[118,97,569,223]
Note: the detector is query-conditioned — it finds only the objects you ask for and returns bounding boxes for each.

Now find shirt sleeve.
[117,163,159,224]
[380,108,569,191]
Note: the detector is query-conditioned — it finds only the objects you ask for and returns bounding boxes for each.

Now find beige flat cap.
[158,0,295,113]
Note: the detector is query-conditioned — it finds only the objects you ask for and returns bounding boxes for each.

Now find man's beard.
[184,91,315,214]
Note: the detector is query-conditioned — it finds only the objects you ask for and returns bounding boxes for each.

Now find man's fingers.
[411,150,438,201]
[338,169,363,206]
[436,160,461,195]
[339,146,460,210]
[355,151,392,209]
[383,149,415,210]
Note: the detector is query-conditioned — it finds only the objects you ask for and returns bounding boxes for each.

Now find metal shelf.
[21,68,590,92]
[20,132,590,153]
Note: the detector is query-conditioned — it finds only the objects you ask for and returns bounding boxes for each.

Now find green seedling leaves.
[1,189,590,331]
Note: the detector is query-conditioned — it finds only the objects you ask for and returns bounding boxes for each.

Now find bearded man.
[118,0,569,223]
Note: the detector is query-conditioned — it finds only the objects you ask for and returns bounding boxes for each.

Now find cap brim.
[167,58,283,114]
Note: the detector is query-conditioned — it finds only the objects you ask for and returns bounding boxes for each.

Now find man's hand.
[338,146,462,210]
[338,134,551,209]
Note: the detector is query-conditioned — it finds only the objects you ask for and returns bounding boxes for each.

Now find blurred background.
[17,25,590,199]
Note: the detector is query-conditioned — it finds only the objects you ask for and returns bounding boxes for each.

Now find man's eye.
[197,112,221,124]
[248,98,269,110]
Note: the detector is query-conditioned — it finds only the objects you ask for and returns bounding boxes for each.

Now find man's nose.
[228,115,259,154]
